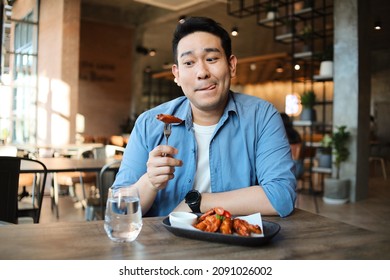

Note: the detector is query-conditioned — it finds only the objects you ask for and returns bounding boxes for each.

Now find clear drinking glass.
[104,186,143,242]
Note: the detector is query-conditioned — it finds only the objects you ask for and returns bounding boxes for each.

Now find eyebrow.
[179,47,221,58]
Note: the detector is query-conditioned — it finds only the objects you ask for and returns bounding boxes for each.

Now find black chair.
[85,159,122,221]
[0,156,48,224]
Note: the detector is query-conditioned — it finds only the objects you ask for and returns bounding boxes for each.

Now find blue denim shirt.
[113,92,296,217]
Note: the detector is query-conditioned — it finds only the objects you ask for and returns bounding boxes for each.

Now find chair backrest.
[98,159,122,218]
[0,156,47,224]
[93,145,125,159]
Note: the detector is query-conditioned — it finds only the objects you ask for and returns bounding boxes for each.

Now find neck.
[191,107,223,126]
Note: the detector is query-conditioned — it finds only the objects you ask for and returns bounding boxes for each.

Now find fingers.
[146,145,182,191]
[150,145,179,158]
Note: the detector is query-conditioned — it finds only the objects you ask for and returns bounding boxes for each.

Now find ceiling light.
[276,64,284,73]
[231,27,238,37]
[250,63,257,71]
[374,20,382,30]
[294,64,300,70]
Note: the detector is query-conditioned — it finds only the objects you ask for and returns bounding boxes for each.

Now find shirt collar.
[180,91,238,130]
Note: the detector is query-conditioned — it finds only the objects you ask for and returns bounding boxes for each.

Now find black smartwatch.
[185,190,202,213]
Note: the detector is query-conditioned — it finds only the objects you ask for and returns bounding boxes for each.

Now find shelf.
[313,75,333,81]
[275,33,297,43]
[257,18,283,28]
[293,120,332,126]
[294,51,313,59]
[294,7,313,16]
[312,166,332,174]
[293,120,324,126]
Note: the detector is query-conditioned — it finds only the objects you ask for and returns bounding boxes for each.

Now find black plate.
[162,217,280,247]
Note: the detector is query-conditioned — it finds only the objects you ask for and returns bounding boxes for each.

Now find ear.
[228,55,237,78]
[172,64,181,86]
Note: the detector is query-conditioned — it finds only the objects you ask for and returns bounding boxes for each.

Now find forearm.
[201,186,277,215]
[174,186,278,216]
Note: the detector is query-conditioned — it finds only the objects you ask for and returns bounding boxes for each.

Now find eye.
[206,56,219,63]
[182,60,194,66]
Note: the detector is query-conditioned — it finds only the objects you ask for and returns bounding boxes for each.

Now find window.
[0,1,39,145]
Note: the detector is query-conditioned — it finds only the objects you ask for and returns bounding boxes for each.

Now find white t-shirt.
[192,123,217,193]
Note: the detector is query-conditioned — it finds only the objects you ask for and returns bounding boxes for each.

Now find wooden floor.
[21,169,390,235]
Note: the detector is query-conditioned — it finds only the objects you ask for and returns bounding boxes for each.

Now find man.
[113,17,296,217]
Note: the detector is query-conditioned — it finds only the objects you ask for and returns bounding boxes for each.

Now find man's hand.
[146,145,182,191]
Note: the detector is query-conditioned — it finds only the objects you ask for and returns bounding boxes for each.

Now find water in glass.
[104,186,142,242]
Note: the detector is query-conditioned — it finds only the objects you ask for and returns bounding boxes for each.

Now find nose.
[196,61,210,80]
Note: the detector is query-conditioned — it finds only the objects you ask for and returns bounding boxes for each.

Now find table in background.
[21,157,118,219]
[0,209,388,260]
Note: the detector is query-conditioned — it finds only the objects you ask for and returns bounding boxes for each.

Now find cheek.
[177,71,193,83]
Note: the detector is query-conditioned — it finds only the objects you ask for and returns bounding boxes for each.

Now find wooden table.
[21,157,119,218]
[0,209,388,260]
[21,157,114,173]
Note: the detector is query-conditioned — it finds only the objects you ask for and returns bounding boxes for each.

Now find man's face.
[172,32,237,121]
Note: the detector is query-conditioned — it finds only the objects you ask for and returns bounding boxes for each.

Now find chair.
[290,143,304,178]
[370,142,388,180]
[56,145,124,209]
[0,145,35,201]
[56,149,96,208]
[292,144,319,214]
[0,156,47,223]
[85,159,122,221]
[92,144,125,159]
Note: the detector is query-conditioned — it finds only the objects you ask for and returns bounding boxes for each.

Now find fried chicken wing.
[233,218,262,236]
[193,207,262,236]
[198,208,216,222]
[194,215,221,232]
[233,218,251,236]
[219,217,233,234]
[156,114,183,124]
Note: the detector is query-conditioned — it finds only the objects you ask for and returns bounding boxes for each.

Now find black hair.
[172,17,232,64]
[281,113,302,144]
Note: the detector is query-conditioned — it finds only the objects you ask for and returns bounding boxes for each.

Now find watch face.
[185,190,199,203]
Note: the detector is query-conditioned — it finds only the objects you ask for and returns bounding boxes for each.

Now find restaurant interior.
[0,0,389,259]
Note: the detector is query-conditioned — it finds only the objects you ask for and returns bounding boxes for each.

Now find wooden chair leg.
[379,158,387,180]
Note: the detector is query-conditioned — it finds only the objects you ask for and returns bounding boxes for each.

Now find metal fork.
[163,123,172,145]
[163,123,172,157]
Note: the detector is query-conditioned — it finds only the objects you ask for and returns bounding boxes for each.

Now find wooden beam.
[237,52,289,64]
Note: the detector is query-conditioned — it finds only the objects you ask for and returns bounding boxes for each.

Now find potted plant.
[319,45,333,77]
[317,133,332,168]
[282,16,296,34]
[300,24,313,52]
[323,125,351,204]
[300,90,317,121]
